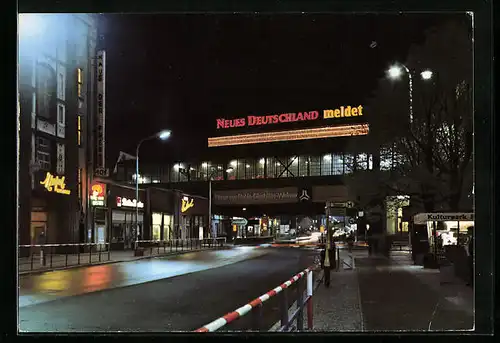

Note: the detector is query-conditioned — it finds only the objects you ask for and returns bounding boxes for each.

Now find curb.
[19,246,231,276]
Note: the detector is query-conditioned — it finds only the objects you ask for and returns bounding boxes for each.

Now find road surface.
[19,247,316,332]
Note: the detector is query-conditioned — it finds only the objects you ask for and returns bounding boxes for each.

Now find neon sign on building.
[116,197,144,208]
[40,172,71,195]
[216,106,364,129]
[181,196,195,213]
[90,182,106,206]
[208,123,369,147]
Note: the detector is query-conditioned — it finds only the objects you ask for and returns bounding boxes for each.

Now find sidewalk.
[310,250,473,332]
[18,244,226,274]
[355,251,473,331]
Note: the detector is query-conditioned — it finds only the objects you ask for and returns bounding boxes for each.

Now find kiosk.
[411,212,474,266]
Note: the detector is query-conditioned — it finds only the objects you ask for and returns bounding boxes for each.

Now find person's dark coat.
[320,248,335,270]
[468,236,473,256]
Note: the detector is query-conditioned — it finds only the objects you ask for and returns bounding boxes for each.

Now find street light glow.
[158,130,172,140]
[420,70,433,80]
[19,14,46,38]
[387,65,403,79]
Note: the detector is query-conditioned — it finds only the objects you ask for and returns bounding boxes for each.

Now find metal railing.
[194,265,319,332]
[18,238,227,273]
[136,237,227,256]
[18,243,111,272]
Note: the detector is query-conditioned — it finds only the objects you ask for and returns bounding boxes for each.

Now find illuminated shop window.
[236,159,246,180]
[266,157,277,178]
[256,158,265,179]
[213,164,224,180]
[380,147,392,171]
[276,158,288,178]
[357,153,368,170]
[309,156,321,176]
[188,164,199,181]
[344,154,354,174]
[321,154,332,176]
[226,160,237,180]
[332,154,343,175]
[287,156,299,177]
[298,156,309,177]
[171,163,186,182]
[245,159,256,179]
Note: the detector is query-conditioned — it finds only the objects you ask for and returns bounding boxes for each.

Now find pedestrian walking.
[320,243,336,287]
[347,232,354,253]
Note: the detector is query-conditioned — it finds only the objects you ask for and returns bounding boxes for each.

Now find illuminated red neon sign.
[216,106,365,129]
[216,111,319,129]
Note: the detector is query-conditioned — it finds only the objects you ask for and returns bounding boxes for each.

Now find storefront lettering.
[181,197,194,213]
[40,172,71,195]
[116,196,144,208]
[426,213,473,221]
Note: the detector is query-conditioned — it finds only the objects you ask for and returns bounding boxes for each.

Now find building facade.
[89,179,209,249]
[18,14,99,247]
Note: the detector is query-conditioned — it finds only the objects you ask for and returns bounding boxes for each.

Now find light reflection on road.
[19,247,267,307]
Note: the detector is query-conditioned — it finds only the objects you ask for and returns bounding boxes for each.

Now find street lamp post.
[134,130,171,250]
[387,64,433,123]
[205,164,218,242]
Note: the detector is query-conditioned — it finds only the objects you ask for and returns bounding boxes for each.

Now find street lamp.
[387,64,433,123]
[134,129,171,249]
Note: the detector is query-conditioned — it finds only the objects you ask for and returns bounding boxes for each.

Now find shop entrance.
[111,211,143,250]
[93,208,107,247]
[30,211,48,245]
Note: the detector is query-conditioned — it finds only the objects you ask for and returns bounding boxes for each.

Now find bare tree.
[345,18,473,213]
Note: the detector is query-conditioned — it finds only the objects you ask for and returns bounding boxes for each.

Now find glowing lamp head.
[420,70,433,80]
[158,130,172,140]
[387,65,403,79]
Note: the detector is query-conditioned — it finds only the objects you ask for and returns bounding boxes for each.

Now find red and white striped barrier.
[194,266,316,332]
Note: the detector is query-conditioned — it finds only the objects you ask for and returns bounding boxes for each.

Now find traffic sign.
[329,207,347,216]
[328,201,354,208]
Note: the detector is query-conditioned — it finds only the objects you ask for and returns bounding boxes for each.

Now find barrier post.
[280,288,289,330]
[65,250,69,267]
[89,244,92,264]
[307,270,314,330]
[252,303,264,331]
[336,247,340,271]
[99,244,102,262]
[297,277,305,331]
[30,249,34,271]
[78,247,81,265]
[39,247,44,267]
[49,246,53,268]
[108,244,111,261]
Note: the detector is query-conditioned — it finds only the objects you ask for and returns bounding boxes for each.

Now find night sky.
[102,13,464,165]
